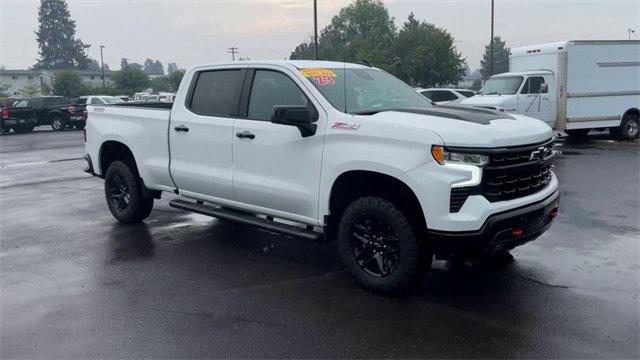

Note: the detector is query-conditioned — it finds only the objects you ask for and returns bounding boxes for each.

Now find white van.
[462,40,639,139]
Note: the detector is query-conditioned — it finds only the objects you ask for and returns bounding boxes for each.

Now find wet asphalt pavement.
[1,127,638,358]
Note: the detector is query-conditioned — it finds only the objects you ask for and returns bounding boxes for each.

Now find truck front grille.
[448,138,555,212]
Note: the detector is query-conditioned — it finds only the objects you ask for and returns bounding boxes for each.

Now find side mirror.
[271,106,318,137]
[539,83,549,93]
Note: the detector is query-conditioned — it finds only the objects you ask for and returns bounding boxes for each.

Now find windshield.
[102,96,125,104]
[479,76,523,95]
[301,68,432,114]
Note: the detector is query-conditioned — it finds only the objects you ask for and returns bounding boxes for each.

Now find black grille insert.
[448,138,555,211]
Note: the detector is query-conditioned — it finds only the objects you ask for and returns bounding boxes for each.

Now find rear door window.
[457,90,475,98]
[432,90,458,102]
[188,69,245,117]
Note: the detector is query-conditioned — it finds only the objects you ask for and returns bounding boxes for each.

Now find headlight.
[431,146,489,166]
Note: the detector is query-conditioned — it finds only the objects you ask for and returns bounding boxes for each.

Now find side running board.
[168,199,323,242]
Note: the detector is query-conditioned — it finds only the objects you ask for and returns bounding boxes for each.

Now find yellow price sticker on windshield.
[301,68,337,85]
[300,68,336,78]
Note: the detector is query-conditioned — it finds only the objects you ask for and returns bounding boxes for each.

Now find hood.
[460,94,518,108]
[360,105,552,148]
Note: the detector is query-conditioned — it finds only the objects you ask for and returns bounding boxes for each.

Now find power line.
[227,47,238,62]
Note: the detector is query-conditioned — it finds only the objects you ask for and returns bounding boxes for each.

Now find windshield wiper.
[351,110,385,115]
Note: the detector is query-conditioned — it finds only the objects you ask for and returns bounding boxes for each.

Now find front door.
[169,67,246,202]
[232,68,324,224]
[518,75,551,125]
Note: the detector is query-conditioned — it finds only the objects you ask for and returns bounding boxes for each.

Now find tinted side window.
[436,90,458,102]
[247,70,311,121]
[420,91,434,100]
[189,69,244,117]
[458,90,475,98]
[29,99,43,107]
[76,98,87,105]
[521,77,546,94]
[45,97,68,105]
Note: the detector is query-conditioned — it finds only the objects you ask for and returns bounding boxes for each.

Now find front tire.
[104,161,154,223]
[51,117,65,131]
[337,196,430,294]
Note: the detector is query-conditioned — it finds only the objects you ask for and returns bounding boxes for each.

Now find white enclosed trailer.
[463,40,640,139]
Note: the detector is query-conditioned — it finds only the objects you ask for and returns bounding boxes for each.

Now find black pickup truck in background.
[12,96,85,131]
[1,98,38,134]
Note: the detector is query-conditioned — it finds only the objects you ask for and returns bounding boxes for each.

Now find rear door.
[232,67,325,224]
[169,66,246,202]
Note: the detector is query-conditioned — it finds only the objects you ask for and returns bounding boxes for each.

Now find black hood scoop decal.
[386,105,515,125]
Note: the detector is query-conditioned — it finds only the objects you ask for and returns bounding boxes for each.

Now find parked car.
[461,40,639,140]
[12,96,84,131]
[1,98,37,134]
[132,92,150,101]
[417,88,476,105]
[77,95,125,106]
[115,95,129,102]
[85,60,559,294]
[143,93,175,103]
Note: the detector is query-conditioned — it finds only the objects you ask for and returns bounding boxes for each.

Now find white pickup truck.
[84,61,560,293]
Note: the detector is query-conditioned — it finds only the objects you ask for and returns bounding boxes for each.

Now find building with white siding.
[0,69,114,97]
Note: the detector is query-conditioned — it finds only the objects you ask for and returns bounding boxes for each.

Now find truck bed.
[85,103,174,191]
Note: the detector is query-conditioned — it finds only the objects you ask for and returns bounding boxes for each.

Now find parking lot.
[0,128,638,358]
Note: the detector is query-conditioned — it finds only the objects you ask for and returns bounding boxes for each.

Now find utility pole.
[627,28,636,40]
[314,0,318,60]
[227,47,238,61]
[490,0,494,76]
[99,45,105,87]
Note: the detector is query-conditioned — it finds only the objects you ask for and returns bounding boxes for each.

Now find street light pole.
[314,0,318,60]
[99,45,105,87]
[490,0,494,76]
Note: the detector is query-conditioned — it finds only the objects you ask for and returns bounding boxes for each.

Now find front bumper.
[2,118,37,126]
[428,190,560,260]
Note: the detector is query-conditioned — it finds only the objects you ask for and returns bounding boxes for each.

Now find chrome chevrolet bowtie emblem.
[529,146,546,161]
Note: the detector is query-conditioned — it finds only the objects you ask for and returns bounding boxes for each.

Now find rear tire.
[337,196,430,295]
[51,117,65,131]
[104,161,154,223]
[612,114,639,140]
[0,126,10,134]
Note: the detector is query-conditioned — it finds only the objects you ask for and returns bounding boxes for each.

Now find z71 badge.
[331,122,361,130]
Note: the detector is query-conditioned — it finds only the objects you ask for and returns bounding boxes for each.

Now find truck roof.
[511,40,640,57]
[191,60,375,70]
[493,70,554,77]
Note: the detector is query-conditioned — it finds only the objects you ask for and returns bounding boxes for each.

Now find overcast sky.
[1,0,638,72]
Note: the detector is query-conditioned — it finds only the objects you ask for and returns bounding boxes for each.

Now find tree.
[0,83,12,98]
[392,13,465,87]
[480,36,510,79]
[88,59,110,72]
[150,77,172,92]
[167,69,185,91]
[167,62,179,74]
[34,0,91,70]
[290,0,396,71]
[112,66,150,95]
[143,59,164,75]
[19,80,42,97]
[84,85,118,95]
[52,70,85,97]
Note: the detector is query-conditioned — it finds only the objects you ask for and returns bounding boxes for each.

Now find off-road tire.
[104,161,154,223]
[51,117,65,131]
[337,196,430,295]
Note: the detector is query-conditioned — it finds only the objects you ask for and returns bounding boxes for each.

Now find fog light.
[512,228,523,237]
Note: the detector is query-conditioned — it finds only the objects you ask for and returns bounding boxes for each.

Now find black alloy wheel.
[350,215,401,277]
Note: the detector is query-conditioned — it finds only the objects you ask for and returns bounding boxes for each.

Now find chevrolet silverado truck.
[84,61,560,293]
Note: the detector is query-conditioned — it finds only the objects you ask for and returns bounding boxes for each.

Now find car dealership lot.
[1,128,638,358]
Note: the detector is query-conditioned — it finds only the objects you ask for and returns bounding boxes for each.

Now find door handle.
[236,131,255,139]
[174,125,189,132]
